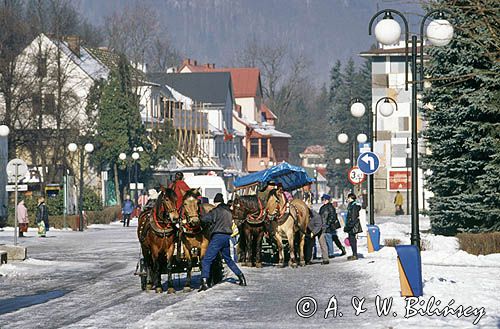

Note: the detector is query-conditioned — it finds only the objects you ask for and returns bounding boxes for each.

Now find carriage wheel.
[140,259,147,291]
[209,253,224,286]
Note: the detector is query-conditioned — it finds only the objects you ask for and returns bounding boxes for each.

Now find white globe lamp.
[68,143,78,153]
[374,13,402,45]
[0,125,10,137]
[426,19,453,46]
[344,159,351,165]
[335,158,341,165]
[84,143,94,153]
[379,100,395,117]
[350,101,366,118]
[337,133,349,144]
[132,152,140,160]
[119,153,127,161]
[357,133,368,144]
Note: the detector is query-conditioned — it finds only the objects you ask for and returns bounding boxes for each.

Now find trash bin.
[395,245,423,297]
[366,225,380,252]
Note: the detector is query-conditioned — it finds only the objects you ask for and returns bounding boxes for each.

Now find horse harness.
[245,197,266,224]
[138,201,177,243]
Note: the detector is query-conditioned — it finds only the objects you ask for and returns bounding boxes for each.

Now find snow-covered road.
[1,215,499,328]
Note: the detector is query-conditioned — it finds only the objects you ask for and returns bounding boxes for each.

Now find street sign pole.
[14,165,18,246]
[63,174,67,230]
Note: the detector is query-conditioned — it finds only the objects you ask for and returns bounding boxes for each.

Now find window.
[36,56,47,78]
[398,117,409,131]
[250,138,259,157]
[44,94,55,114]
[261,138,268,157]
[32,94,42,114]
[261,111,267,122]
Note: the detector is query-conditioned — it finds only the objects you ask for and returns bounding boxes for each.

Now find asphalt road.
[0,221,379,329]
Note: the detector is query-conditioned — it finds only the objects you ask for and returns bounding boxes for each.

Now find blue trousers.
[202,233,242,279]
[324,232,334,257]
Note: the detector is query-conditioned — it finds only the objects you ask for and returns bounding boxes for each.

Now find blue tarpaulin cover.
[233,162,315,191]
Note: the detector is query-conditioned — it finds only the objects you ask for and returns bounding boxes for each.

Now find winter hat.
[214,193,224,203]
[321,194,331,201]
[148,189,159,200]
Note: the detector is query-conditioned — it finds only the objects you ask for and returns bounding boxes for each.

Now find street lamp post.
[68,142,94,231]
[406,139,411,216]
[369,9,454,248]
[132,151,140,205]
[313,168,318,204]
[0,125,9,233]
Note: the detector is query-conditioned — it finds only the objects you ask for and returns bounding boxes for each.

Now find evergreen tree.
[422,0,500,234]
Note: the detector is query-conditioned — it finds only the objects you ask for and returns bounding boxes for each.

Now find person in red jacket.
[169,172,190,211]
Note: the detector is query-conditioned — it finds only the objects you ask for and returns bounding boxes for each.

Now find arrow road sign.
[358,152,380,175]
[6,184,28,192]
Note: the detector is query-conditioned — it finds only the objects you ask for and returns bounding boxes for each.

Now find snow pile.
[357,215,500,328]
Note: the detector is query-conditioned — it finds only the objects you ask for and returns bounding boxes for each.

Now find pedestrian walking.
[17,200,29,237]
[394,191,404,215]
[169,172,190,211]
[305,209,329,265]
[0,205,7,231]
[199,193,246,291]
[319,194,346,258]
[35,197,49,237]
[344,193,362,260]
[122,195,134,227]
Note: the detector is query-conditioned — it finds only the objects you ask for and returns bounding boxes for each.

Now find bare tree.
[236,37,310,117]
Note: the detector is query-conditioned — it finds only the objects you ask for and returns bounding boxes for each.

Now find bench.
[0,251,7,265]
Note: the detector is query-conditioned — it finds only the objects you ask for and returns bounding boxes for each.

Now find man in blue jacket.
[122,195,134,227]
[199,193,246,291]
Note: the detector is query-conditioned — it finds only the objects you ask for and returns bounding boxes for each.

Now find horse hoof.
[155,287,163,293]
[243,262,251,267]
[146,284,153,290]
[299,261,306,267]
[290,262,298,268]
[167,288,176,294]
[278,262,285,268]
[183,287,192,293]
[255,262,263,268]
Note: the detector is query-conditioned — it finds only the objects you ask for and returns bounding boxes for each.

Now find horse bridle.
[157,194,178,223]
[181,196,201,225]
[267,193,288,221]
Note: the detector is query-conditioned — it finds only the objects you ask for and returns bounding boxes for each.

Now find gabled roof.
[44,34,108,80]
[147,72,232,104]
[261,103,277,120]
[302,145,326,155]
[179,60,262,98]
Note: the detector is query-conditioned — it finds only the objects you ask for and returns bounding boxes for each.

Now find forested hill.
[78,0,420,84]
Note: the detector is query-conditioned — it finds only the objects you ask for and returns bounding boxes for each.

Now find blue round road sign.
[357,152,380,175]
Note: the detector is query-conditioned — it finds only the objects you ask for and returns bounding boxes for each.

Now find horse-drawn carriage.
[135,187,224,293]
[232,162,315,268]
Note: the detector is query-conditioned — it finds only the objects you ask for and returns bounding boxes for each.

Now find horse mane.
[184,188,201,200]
[236,195,260,210]
[267,188,280,201]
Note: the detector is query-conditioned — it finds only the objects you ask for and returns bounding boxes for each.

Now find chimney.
[182,58,191,66]
[204,63,210,68]
[193,60,197,66]
[212,63,215,68]
[65,35,81,57]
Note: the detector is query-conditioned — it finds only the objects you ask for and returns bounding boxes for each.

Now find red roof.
[179,59,261,98]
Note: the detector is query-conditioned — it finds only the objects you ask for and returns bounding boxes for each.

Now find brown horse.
[178,188,214,291]
[137,187,179,293]
[266,189,310,268]
[231,194,267,268]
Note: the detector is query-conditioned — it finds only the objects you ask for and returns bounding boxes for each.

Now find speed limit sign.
[348,166,366,185]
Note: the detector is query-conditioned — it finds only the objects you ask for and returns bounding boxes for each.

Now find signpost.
[6,158,28,246]
[348,166,366,185]
[358,152,380,175]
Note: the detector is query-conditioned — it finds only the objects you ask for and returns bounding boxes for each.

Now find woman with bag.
[35,197,49,237]
[17,199,29,237]
[344,193,362,260]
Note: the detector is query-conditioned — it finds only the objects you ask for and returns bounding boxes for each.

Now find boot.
[340,246,346,256]
[347,255,358,261]
[198,278,209,292]
[237,273,247,286]
[19,232,24,237]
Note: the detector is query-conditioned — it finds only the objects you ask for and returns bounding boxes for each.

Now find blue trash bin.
[366,225,381,252]
[395,245,423,297]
